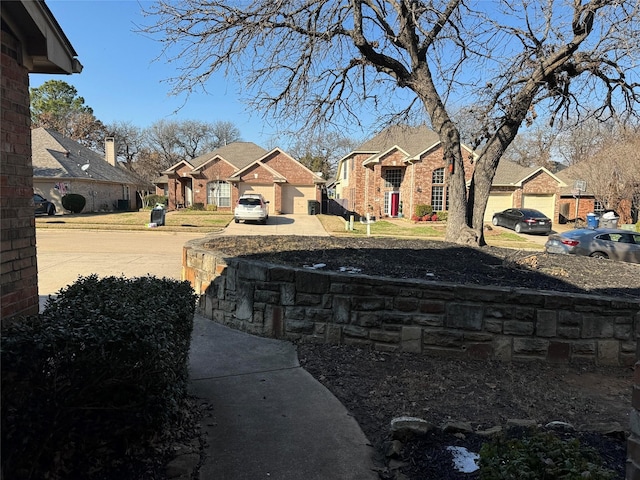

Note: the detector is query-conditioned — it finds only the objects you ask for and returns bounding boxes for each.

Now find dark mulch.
[205,236,640,299]
[204,235,638,479]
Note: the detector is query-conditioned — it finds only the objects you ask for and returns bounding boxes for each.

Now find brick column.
[1,29,39,324]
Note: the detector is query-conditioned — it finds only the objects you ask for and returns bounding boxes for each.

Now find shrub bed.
[1,275,196,479]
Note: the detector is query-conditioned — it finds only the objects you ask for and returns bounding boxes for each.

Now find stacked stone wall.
[183,239,639,366]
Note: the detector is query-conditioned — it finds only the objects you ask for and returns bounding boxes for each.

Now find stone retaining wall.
[183,238,640,366]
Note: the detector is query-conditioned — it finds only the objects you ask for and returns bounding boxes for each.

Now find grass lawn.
[36,210,234,233]
[316,214,542,250]
[36,210,543,250]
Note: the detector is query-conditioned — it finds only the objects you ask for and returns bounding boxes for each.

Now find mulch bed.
[205,235,639,479]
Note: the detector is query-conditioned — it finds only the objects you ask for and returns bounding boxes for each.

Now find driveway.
[221,214,328,236]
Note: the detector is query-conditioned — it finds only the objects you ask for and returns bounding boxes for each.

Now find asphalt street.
[36,229,205,308]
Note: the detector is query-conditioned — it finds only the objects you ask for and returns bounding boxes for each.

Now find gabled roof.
[31,128,143,186]
[492,160,567,187]
[555,163,596,195]
[353,125,476,166]
[228,148,325,184]
[191,142,269,173]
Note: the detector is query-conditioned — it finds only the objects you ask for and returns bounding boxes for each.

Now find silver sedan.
[545,228,640,263]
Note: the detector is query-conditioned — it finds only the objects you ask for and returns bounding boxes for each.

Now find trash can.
[307,200,319,215]
[150,205,166,226]
[600,217,619,229]
[600,211,619,229]
[586,213,599,229]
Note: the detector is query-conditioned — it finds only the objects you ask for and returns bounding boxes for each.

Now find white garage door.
[484,193,513,222]
[522,194,555,220]
[282,185,317,214]
[239,185,275,213]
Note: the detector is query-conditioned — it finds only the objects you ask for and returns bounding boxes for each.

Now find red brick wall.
[1,30,39,324]
[345,145,475,218]
[191,159,237,210]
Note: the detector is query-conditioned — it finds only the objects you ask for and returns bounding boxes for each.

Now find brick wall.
[1,30,39,324]
[183,239,640,366]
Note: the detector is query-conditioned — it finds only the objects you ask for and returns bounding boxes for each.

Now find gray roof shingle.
[355,125,441,158]
[32,128,143,185]
[190,142,269,171]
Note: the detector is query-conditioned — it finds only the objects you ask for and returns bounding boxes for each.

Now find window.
[384,168,402,188]
[594,201,605,213]
[431,168,446,211]
[207,181,230,207]
[342,159,349,180]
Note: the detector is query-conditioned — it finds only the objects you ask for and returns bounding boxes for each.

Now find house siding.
[1,29,39,323]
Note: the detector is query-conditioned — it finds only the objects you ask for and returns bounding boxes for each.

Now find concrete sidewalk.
[189,315,379,479]
[221,214,329,237]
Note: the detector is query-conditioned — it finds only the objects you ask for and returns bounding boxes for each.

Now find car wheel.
[47,205,55,215]
[514,223,522,233]
[492,217,499,226]
[590,252,608,259]
[234,219,239,224]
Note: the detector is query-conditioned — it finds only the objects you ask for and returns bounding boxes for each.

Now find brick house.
[556,163,637,225]
[32,128,150,212]
[1,0,82,323]
[335,125,566,223]
[162,142,325,214]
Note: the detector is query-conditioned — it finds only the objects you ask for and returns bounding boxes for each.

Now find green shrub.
[206,204,218,212]
[1,275,196,479]
[415,204,433,217]
[479,429,615,480]
[190,202,205,210]
[61,193,86,213]
[144,194,168,208]
[436,211,448,222]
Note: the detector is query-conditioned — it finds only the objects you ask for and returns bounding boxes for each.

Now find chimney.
[105,137,117,166]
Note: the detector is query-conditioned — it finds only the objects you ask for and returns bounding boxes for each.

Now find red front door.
[390,192,400,217]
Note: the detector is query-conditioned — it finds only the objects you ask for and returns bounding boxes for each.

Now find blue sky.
[30,0,290,147]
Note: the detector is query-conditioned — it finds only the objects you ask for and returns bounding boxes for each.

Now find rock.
[476,425,503,437]
[441,421,473,434]
[166,453,200,479]
[390,416,434,440]
[581,422,625,437]
[545,421,576,432]
[507,419,538,428]
[386,440,403,458]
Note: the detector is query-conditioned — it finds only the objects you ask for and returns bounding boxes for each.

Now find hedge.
[1,275,196,479]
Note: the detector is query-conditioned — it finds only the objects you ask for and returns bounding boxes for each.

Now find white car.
[234,194,269,224]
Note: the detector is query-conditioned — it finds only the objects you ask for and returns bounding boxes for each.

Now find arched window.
[207,181,231,207]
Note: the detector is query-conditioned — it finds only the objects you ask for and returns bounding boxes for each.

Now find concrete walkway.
[190,317,379,479]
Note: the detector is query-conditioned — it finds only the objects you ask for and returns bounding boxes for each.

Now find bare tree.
[287,131,360,178]
[142,0,640,245]
[555,117,612,166]
[104,121,145,167]
[211,120,242,147]
[502,125,560,171]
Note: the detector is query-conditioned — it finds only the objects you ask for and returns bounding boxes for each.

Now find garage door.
[282,185,317,214]
[484,193,513,222]
[522,194,555,220]
[239,185,275,213]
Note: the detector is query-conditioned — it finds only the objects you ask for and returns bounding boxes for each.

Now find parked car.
[491,208,552,234]
[234,194,269,224]
[545,228,640,263]
[33,193,56,215]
